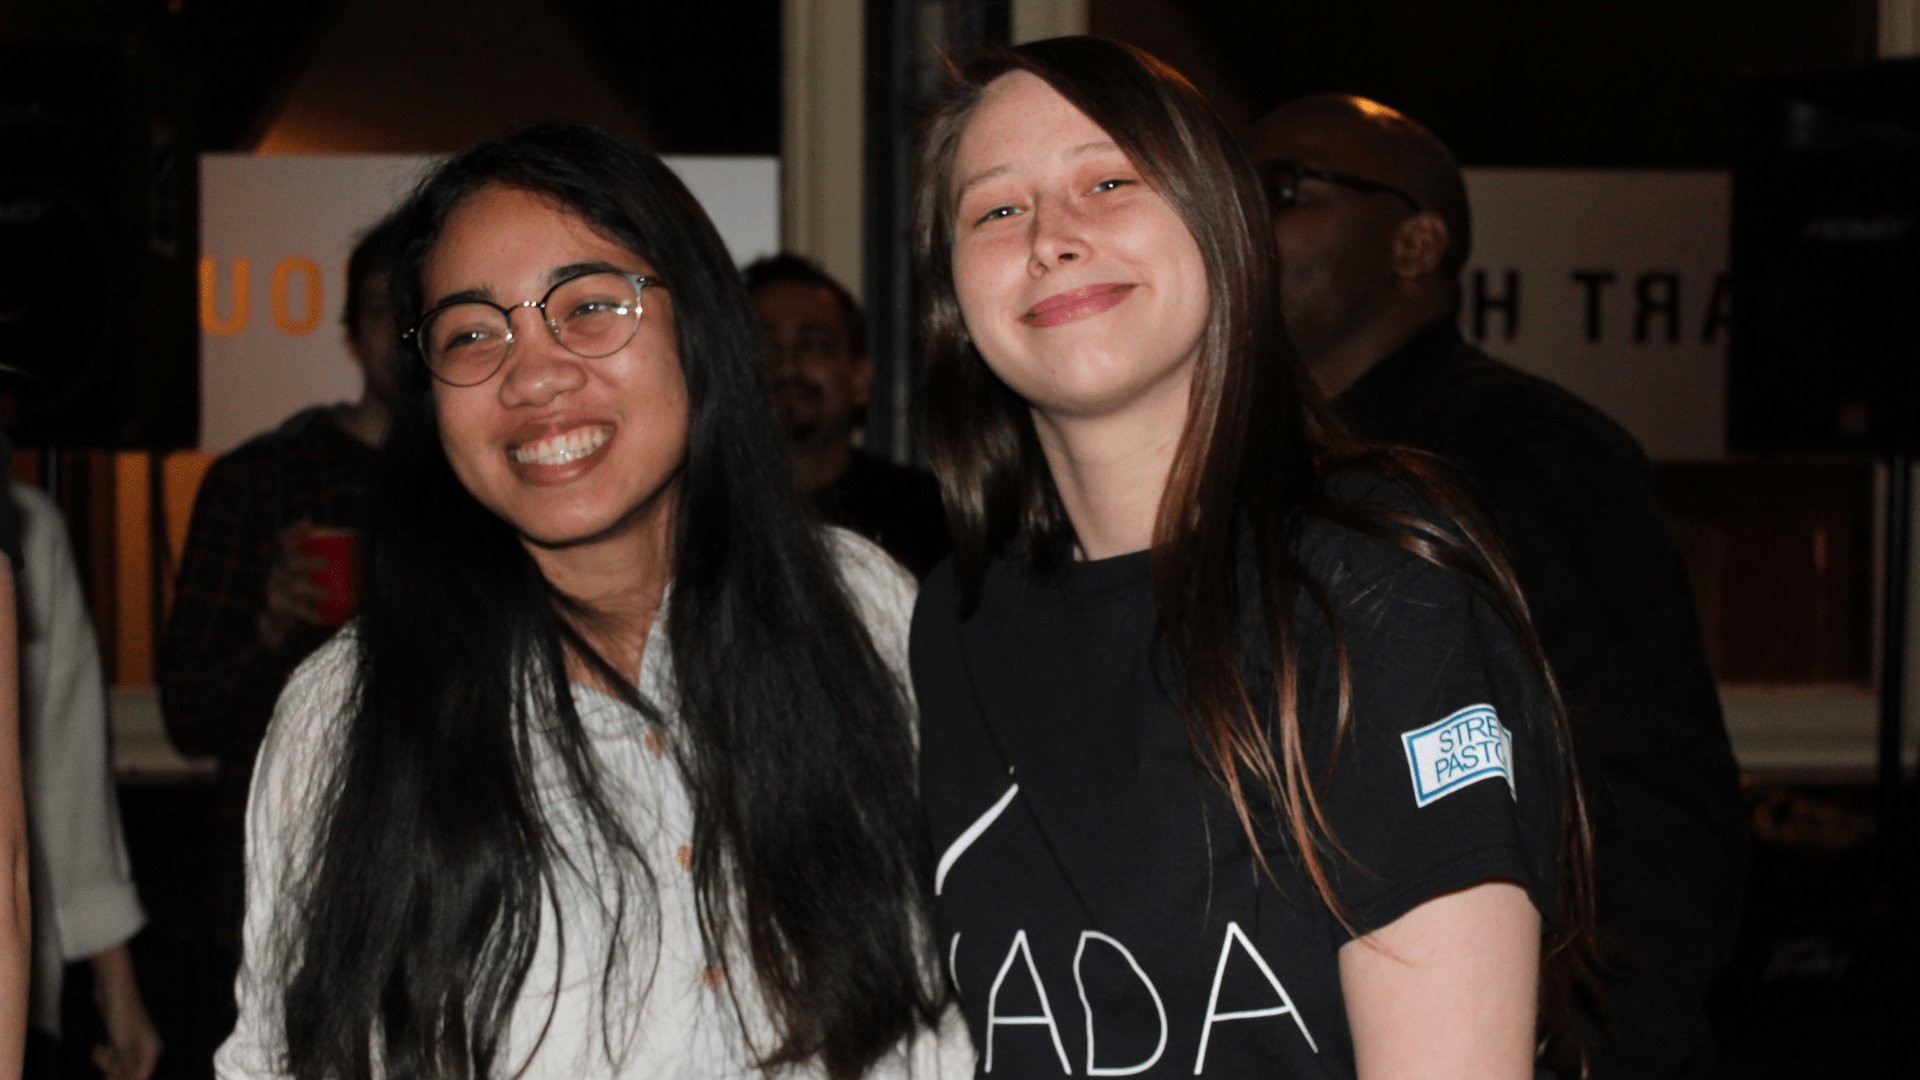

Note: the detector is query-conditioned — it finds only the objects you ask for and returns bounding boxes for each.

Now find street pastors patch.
[1402,704,1515,808]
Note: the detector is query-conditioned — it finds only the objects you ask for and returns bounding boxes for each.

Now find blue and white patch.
[1402,704,1515,808]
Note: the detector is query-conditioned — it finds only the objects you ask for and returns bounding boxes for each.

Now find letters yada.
[1402,704,1515,808]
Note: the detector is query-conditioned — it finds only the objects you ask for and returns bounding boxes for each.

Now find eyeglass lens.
[420,272,646,386]
[1260,164,1298,210]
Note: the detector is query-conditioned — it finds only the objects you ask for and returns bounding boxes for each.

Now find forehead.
[752,279,845,329]
[953,71,1120,188]
[425,185,639,295]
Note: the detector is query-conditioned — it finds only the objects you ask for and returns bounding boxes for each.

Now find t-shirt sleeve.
[1296,542,1567,941]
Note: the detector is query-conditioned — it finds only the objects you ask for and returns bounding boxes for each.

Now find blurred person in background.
[1245,93,1746,1079]
[157,215,406,1041]
[15,480,162,1080]
[745,255,948,579]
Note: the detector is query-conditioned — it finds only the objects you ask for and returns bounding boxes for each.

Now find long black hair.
[913,38,1600,1074]
[278,126,944,1080]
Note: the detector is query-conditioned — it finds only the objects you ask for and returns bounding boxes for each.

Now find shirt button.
[677,845,693,871]
[703,964,726,990]
[644,730,664,757]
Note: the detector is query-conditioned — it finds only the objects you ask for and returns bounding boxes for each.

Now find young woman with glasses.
[910,38,1599,1079]
[215,127,971,1080]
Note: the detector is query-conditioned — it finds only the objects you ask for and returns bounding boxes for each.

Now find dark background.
[1,3,1906,1079]
[0,0,1882,158]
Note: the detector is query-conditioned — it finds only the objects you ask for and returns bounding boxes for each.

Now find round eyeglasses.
[1257,159,1422,215]
[404,270,663,387]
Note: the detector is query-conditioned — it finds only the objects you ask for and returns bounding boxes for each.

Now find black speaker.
[0,38,198,450]
[1728,59,1920,454]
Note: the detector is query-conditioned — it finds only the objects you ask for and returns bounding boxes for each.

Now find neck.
[1305,288,1454,399]
[333,395,391,448]
[792,435,855,494]
[524,499,677,687]
[1031,377,1191,562]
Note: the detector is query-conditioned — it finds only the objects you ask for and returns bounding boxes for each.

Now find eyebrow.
[953,140,1125,202]
[548,260,629,285]
[425,261,635,309]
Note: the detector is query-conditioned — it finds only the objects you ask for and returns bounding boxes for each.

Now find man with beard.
[1243,94,1746,1080]
[746,254,949,578]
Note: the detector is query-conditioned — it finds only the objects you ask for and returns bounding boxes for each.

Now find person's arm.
[0,566,28,1079]
[159,458,328,758]
[11,484,162,1080]
[90,944,162,1080]
[1339,879,1540,1080]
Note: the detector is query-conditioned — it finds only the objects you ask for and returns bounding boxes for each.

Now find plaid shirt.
[158,405,379,943]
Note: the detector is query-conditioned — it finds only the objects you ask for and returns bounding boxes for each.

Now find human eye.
[797,328,839,354]
[1090,177,1136,194]
[567,296,628,319]
[973,203,1022,226]
[430,308,505,354]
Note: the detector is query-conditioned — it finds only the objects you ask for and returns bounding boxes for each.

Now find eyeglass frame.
[402,269,664,387]
[1256,159,1423,215]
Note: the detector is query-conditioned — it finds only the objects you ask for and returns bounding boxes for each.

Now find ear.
[851,354,872,408]
[1392,212,1449,280]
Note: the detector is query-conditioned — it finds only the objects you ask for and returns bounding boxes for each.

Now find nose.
[497,306,587,407]
[763,329,797,377]
[1028,197,1087,274]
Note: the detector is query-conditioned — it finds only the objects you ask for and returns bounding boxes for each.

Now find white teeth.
[510,426,611,466]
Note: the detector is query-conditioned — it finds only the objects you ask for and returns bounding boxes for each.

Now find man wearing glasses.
[1244,95,1745,1080]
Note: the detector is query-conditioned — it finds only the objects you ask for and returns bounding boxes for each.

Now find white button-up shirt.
[217,530,974,1079]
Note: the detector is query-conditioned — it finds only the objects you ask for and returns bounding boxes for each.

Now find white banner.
[198,153,779,455]
[1458,169,1729,462]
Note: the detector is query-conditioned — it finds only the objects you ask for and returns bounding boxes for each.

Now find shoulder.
[1438,346,1650,479]
[255,631,360,790]
[198,431,291,488]
[9,483,73,603]
[823,525,918,668]
[212,405,353,471]
[1296,471,1502,636]
[9,481,61,545]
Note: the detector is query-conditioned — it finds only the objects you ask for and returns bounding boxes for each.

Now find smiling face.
[948,71,1210,428]
[423,184,689,560]
[752,278,869,448]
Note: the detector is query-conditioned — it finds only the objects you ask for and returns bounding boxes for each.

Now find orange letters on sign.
[271,256,324,335]
[199,257,250,336]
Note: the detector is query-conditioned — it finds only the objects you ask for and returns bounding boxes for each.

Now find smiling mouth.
[1022,283,1136,327]
[510,426,612,466]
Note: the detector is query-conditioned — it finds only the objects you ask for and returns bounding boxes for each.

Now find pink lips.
[1022,283,1135,328]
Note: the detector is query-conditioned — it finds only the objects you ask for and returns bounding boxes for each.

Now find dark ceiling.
[1161,0,1882,167]
[0,0,780,154]
[0,0,1890,164]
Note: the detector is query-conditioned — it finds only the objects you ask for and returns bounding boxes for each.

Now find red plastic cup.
[300,527,362,627]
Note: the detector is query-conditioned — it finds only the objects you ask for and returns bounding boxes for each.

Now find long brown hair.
[912,36,1600,1074]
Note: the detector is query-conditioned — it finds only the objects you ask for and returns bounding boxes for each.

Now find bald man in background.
[1245,96,1747,1079]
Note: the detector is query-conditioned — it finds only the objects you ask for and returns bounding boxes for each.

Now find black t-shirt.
[913,477,1566,1078]
[815,448,951,580]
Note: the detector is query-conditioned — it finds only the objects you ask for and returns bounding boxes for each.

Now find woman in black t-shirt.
[909,37,1598,1079]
